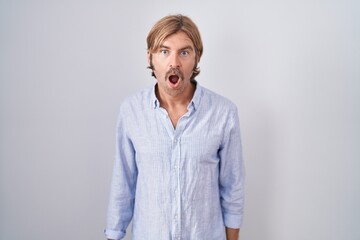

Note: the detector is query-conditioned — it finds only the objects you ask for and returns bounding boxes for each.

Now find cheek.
[152,57,167,70]
[152,64,166,79]
[184,61,196,74]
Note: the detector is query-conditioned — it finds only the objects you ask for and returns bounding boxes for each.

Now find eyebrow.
[159,45,194,51]
[159,45,170,49]
[180,46,194,51]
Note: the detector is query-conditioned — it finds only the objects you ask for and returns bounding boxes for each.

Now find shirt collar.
[189,80,202,111]
[151,80,203,111]
[151,84,159,109]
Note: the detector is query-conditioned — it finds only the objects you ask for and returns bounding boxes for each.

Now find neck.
[156,82,196,109]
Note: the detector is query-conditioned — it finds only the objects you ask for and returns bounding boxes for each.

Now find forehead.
[161,31,194,49]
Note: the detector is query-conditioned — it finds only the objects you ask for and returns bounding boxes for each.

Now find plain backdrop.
[1,1,359,240]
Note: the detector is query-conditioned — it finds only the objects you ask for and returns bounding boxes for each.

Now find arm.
[226,227,240,240]
[104,108,138,240]
[219,107,245,236]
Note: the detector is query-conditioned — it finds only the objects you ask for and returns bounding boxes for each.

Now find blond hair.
[147,14,203,80]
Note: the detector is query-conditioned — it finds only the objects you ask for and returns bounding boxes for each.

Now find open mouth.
[169,75,180,85]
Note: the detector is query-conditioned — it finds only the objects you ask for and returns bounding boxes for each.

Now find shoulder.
[199,85,238,113]
[118,85,154,114]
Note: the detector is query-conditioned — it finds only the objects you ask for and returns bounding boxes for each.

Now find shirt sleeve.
[218,106,245,229]
[105,107,137,240]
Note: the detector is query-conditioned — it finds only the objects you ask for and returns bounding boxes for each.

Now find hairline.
[150,30,196,53]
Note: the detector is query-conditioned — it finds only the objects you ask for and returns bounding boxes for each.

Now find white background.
[1,1,359,239]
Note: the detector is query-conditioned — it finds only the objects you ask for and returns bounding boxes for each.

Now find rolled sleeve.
[104,228,126,240]
[223,212,244,229]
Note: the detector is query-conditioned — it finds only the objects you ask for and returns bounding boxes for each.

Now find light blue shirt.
[105,83,245,240]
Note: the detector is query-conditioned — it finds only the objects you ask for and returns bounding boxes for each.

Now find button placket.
[171,133,182,239]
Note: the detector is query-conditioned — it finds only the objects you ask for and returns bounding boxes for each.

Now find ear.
[147,51,151,66]
[195,54,201,66]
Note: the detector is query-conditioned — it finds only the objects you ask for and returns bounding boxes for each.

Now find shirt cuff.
[104,228,126,240]
[223,212,243,229]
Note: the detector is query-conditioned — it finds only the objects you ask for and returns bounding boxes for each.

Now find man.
[105,14,245,240]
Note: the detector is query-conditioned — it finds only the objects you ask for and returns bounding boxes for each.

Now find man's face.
[148,31,198,98]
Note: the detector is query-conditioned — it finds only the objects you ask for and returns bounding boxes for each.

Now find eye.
[180,50,189,57]
[160,49,168,55]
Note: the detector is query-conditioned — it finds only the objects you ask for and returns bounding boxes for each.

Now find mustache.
[165,67,184,80]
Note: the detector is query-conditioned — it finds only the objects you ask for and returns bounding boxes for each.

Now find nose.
[169,53,180,68]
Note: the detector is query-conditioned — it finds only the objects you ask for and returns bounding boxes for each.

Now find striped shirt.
[105,82,245,240]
